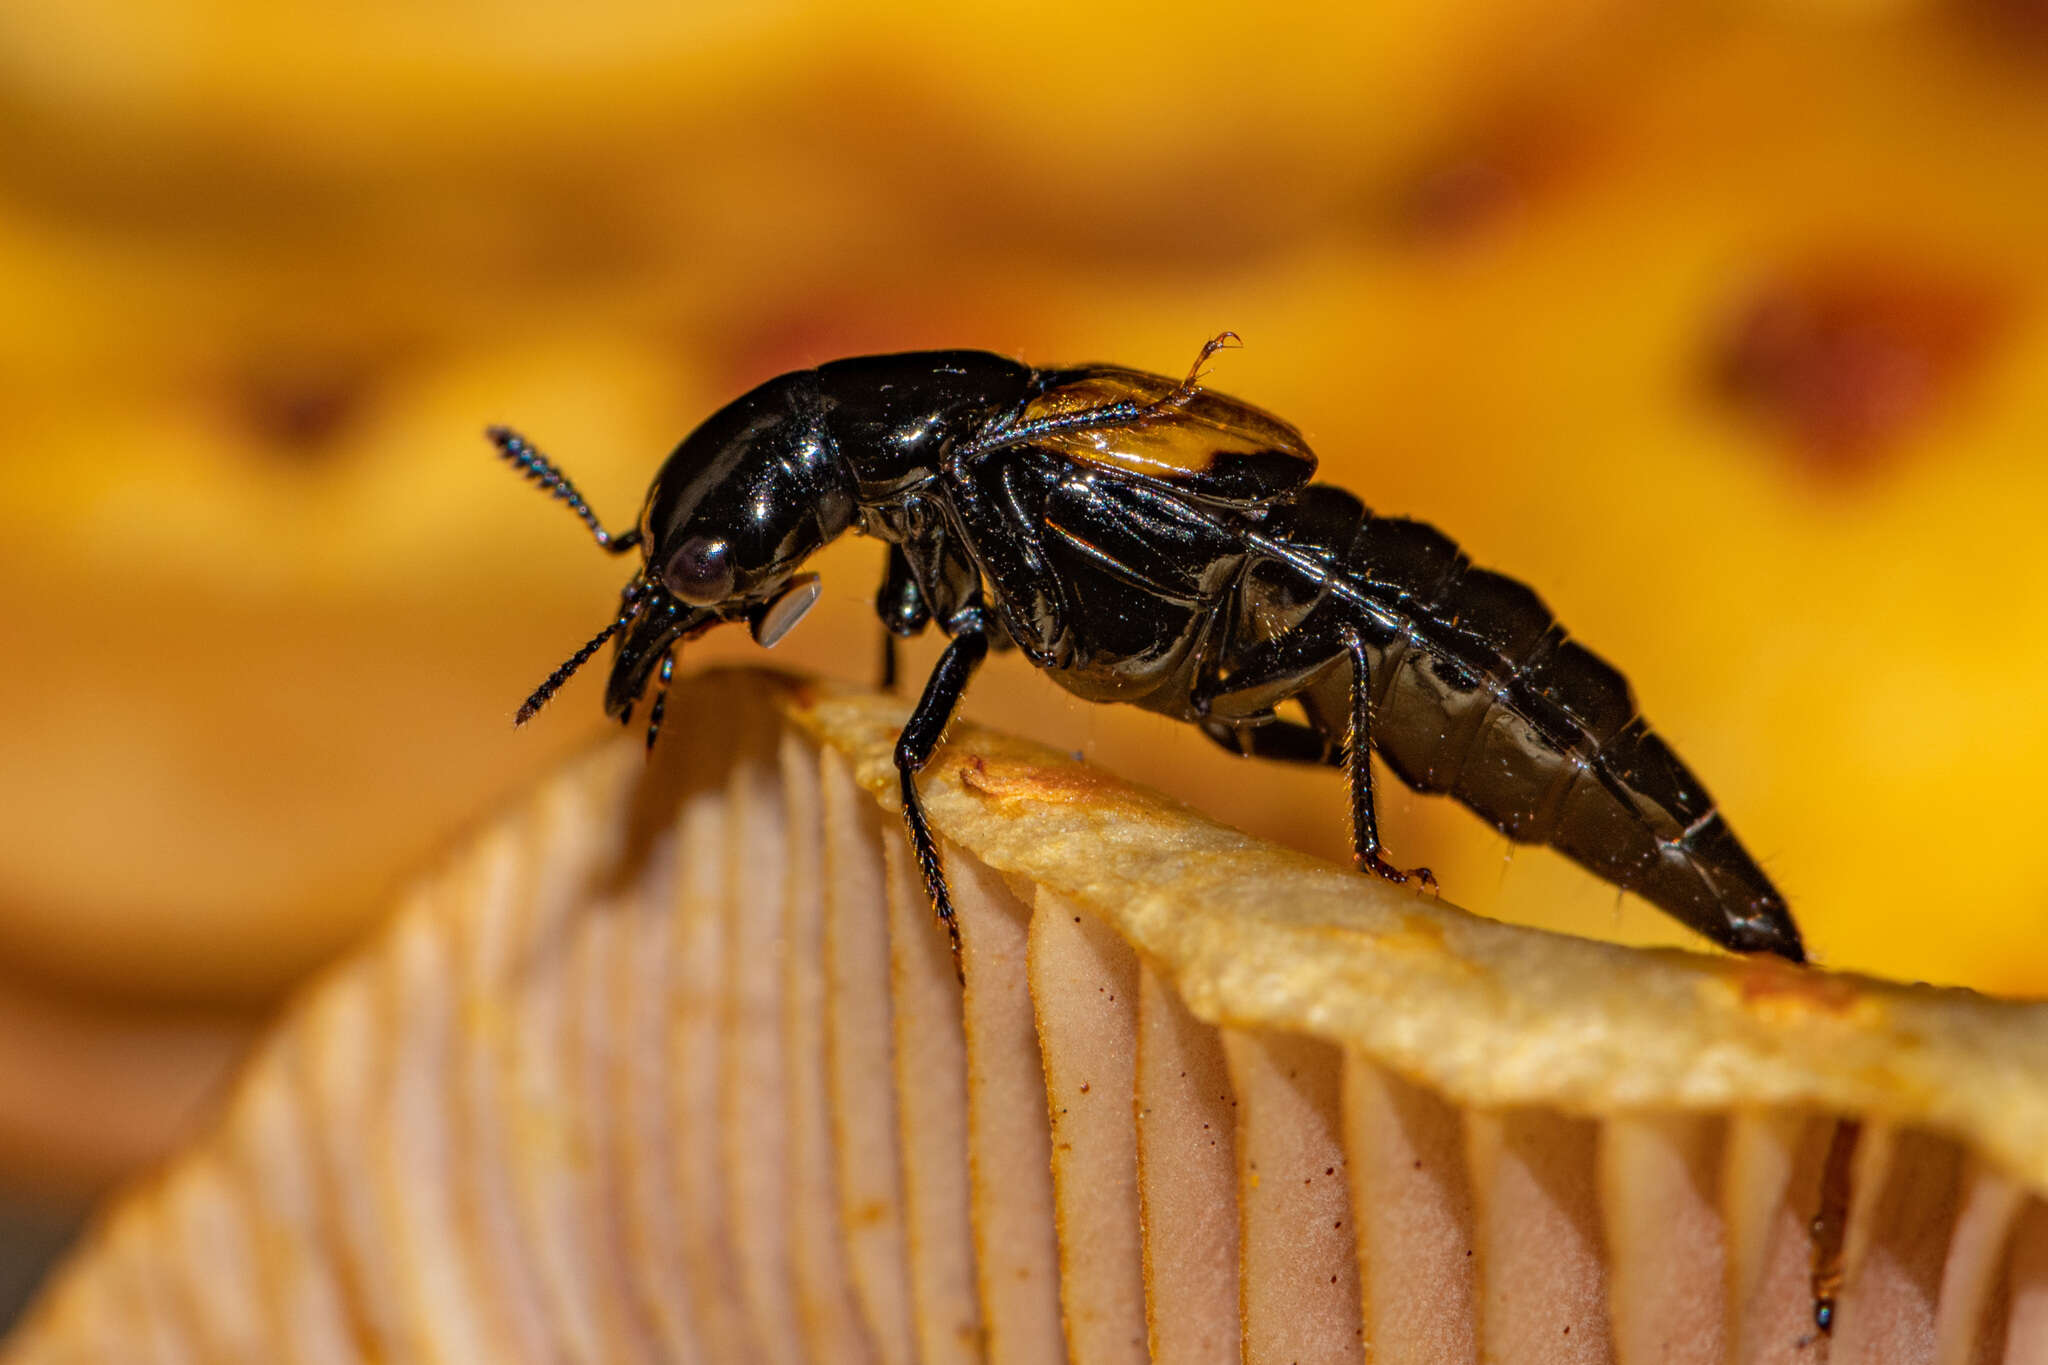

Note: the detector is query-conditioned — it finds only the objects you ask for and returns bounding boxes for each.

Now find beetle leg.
[1194,617,1434,890]
[1342,628,1435,891]
[1198,716,1332,763]
[1192,615,1348,721]
[1808,1119,1860,1335]
[875,544,930,693]
[943,454,1071,667]
[645,651,675,753]
[895,615,990,974]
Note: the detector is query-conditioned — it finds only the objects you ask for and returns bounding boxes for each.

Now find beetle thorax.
[815,350,1035,496]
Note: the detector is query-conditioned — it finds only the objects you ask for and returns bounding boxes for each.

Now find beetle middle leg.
[895,611,990,969]
[875,543,930,692]
[1338,628,1435,888]
[1196,618,1433,888]
[1200,715,1330,763]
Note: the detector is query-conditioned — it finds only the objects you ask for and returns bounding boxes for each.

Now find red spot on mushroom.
[1710,258,2006,479]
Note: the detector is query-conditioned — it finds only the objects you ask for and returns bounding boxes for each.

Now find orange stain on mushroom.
[954,751,1133,808]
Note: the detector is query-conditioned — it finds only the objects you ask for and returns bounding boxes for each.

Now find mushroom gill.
[8,667,2048,1364]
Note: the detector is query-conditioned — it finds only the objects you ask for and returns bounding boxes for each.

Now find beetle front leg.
[895,613,989,970]
[645,650,675,752]
[945,454,1073,667]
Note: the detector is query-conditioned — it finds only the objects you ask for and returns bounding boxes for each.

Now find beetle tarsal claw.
[750,574,823,648]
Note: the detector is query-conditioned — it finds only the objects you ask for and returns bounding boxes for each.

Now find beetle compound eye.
[749,574,822,648]
[662,536,735,606]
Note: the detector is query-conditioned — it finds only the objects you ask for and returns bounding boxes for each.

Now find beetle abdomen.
[1264,493,1797,957]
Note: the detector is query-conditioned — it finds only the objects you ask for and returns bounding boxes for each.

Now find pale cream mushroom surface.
[8,669,2047,1365]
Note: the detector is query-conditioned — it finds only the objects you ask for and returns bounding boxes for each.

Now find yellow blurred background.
[4,0,2048,1310]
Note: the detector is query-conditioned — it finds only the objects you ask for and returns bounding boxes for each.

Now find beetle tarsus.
[899,773,964,979]
[1360,849,1437,888]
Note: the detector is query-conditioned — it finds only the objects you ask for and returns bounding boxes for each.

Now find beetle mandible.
[492,335,1805,965]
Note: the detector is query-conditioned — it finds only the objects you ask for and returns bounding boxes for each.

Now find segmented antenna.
[487,426,642,555]
[516,612,631,726]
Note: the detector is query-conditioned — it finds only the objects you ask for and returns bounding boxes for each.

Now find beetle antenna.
[516,611,630,725]
[487,426,643,555]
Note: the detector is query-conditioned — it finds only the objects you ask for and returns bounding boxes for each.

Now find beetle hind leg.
[1195,617,1433,891]
[1340,627,1435,891]
[874,543,931,693]
[1199,715,1332,763]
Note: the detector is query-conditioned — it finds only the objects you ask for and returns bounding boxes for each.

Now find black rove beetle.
[492,335,1805,965]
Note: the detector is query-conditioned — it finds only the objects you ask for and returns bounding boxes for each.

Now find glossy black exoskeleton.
[492,335,1805,965]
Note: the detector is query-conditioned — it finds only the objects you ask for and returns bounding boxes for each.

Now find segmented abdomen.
[1250,485,1796,958]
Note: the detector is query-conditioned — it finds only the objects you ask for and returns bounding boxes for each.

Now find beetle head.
[513,371,859,728]
[641,371,854,604]
[619,371,856,702]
